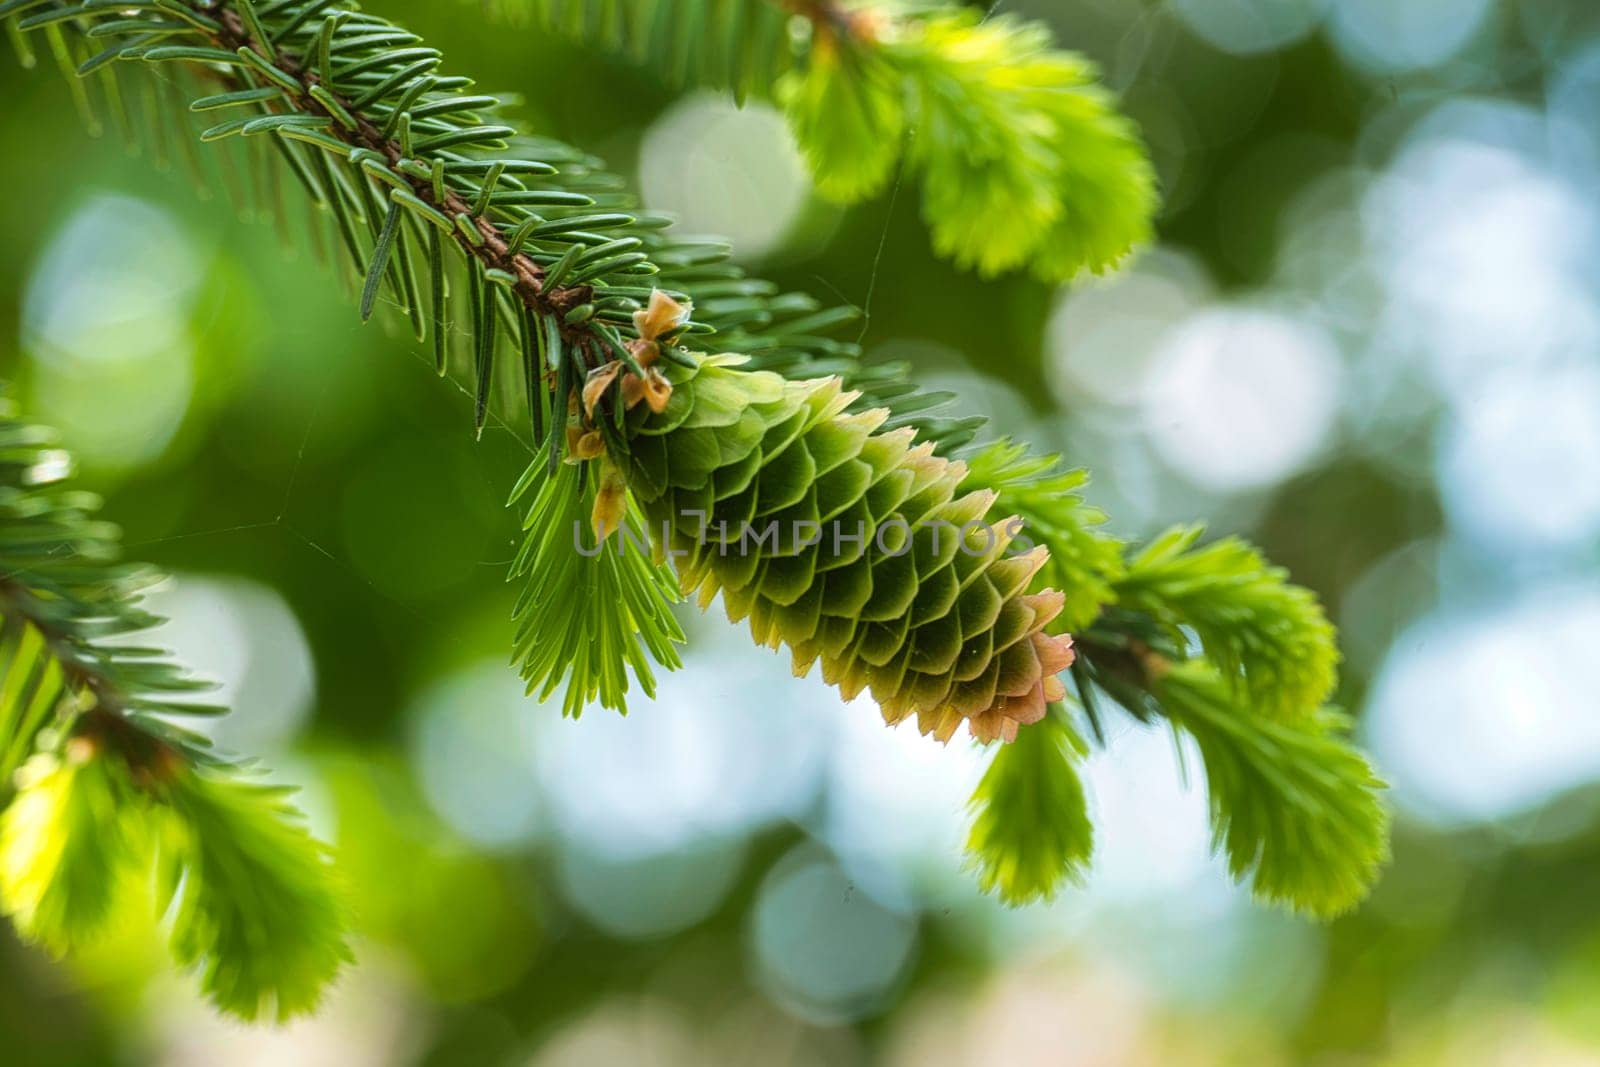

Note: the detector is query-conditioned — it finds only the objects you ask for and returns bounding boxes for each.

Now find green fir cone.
[613,351,1076,744]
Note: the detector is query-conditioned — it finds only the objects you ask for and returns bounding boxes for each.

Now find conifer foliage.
[486,0,1158,280]
[2,0,1389,1020]
[0,396,348,1020]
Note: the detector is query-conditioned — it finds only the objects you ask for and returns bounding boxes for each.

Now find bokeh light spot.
[1366,586,1600,825]
[22,195,203,475]
[639,92,808,261]
[555,839,745,940]
[1327,0,1495,74]
[407,661,543,850]
[1364,106,1599,405]
[1141,307,1342,493]
[141,573,316,754]
[532,632,827,861]
[1047,247,1211,409]
[750,845,918,1024]
[1170,0,1327,56]
[1439,364,1600,556]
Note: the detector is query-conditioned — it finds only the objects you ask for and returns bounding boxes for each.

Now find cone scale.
[619,352,1074,744]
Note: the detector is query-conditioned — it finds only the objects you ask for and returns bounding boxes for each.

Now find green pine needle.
[508,449,686,717]
[779,35,905,202]
[1158,661,1389,919]
[797,7,1158,281]
[966,707,1093,905]
[0,752,141,955]
[0,393,348,1019]
[1119,526,1341,720]
[0,619,70,789]
[159,769,351,1022]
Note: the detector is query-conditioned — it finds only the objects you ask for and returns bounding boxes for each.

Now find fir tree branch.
[966,702,1092,904]
[1117,525,1340,720]
[0,393,349,1020]
[1154,661,1389,919]
[507,444,686,716]
[478,0,1159,280]
[186,2,622,361]
[3,0,1386,918]
[4,0,986,726]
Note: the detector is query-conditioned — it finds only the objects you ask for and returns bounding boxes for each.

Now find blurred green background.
[5,0,1600,1063]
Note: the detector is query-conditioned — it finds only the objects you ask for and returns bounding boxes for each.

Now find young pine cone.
[618,352,1075,744]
